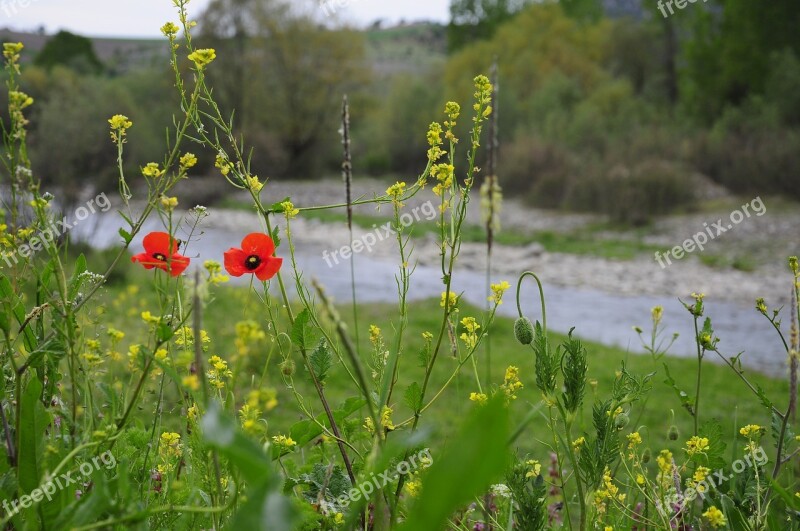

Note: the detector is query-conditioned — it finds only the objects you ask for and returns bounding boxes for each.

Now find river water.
[74,213,789,377]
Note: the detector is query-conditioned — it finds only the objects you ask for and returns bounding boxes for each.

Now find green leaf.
[290,308,313,351]
[663,363,694,416]
[67,254,87,300]
[0,273,36,350]
[118,228,133,245]
[270,224,282,248]
[399,395,510,530]
[18,375,49,493]
[403,382,423,412]
[309,338,332,383]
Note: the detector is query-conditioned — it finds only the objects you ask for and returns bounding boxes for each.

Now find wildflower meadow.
[0,1,798,530]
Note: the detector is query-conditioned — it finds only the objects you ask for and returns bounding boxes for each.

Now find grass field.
[91,269,789,465]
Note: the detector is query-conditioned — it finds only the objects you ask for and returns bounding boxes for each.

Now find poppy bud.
[614,412,629,429]
[642,448,651,464]
[280,359,295,377]
[668,425,679,441]
[514,317,534,345]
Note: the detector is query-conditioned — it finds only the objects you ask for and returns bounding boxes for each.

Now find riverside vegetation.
[0,2,798,529]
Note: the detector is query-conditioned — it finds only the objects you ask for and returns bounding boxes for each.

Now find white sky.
[0,0,451,38]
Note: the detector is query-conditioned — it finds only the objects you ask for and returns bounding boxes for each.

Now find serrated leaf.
[309,338,332,383]
[404,382,423,412]
[270,224,281,248]
[290,308,313,351]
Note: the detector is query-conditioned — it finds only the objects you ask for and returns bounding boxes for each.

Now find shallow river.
[74,214,788,377]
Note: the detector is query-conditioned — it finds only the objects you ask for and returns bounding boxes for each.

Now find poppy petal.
[131,253,157,270]
[224,248,249,277]
[167,254,191,277]
[142,232,175,255]
[241,233,275,258]
[255,256,283,281]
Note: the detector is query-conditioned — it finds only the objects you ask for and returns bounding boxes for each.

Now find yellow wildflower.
[702,506,726,528]
[188,48,216,69]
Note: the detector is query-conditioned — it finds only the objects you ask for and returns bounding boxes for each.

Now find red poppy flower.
[224,233,283,281]
[131,232,190,277]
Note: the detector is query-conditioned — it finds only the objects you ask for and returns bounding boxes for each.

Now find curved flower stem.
[516,271,547,333]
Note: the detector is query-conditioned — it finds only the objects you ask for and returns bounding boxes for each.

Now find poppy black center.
[153,253,167,261]
[245,255,261,271]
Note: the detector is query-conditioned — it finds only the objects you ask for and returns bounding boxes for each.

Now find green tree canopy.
[34,31,103,74]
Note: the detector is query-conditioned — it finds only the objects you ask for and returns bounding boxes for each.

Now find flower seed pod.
[668,425,679,440]
[614,412,629,429]
[514,317,534,345]
[280,359,295,377]
[642,448,651,464]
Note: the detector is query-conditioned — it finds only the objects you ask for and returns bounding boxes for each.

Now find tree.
[198,0,368,178]
[34,31,103,74]
[448,0,528,51]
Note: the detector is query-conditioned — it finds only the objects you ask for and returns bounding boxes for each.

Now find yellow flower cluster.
[685,435,710,456]
[188,48,216,69]
[440,291,457,309]
[142,162,164,179]
[161,22,179,37]
[431,163,454,197]
[488,281,510,305]
[469,392,488,405]
[204,260,230,285]
[180,152,198,169]
[739,424,762,439]
[627,432,642,449]
[426,122,444,162]
[207,355,232,389]
[369,325,381,345]
[247,175,263,193]
[182,374,200,391]
[215,154,233,176]
[281,200,299,219]
[160,196,178,211]
[525,459,541,478]
[593,467,625,515]
[108,114,133,142]
[703,506,727,528]
[239,404,263,435]
[572,436,586,450]
[158,432,182,473]
[386,181,406,204]
[459,317,481,349]
[3,42,23,65]
[500,365,524,400]
[247,388,278,412]
[272,434,296,450]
